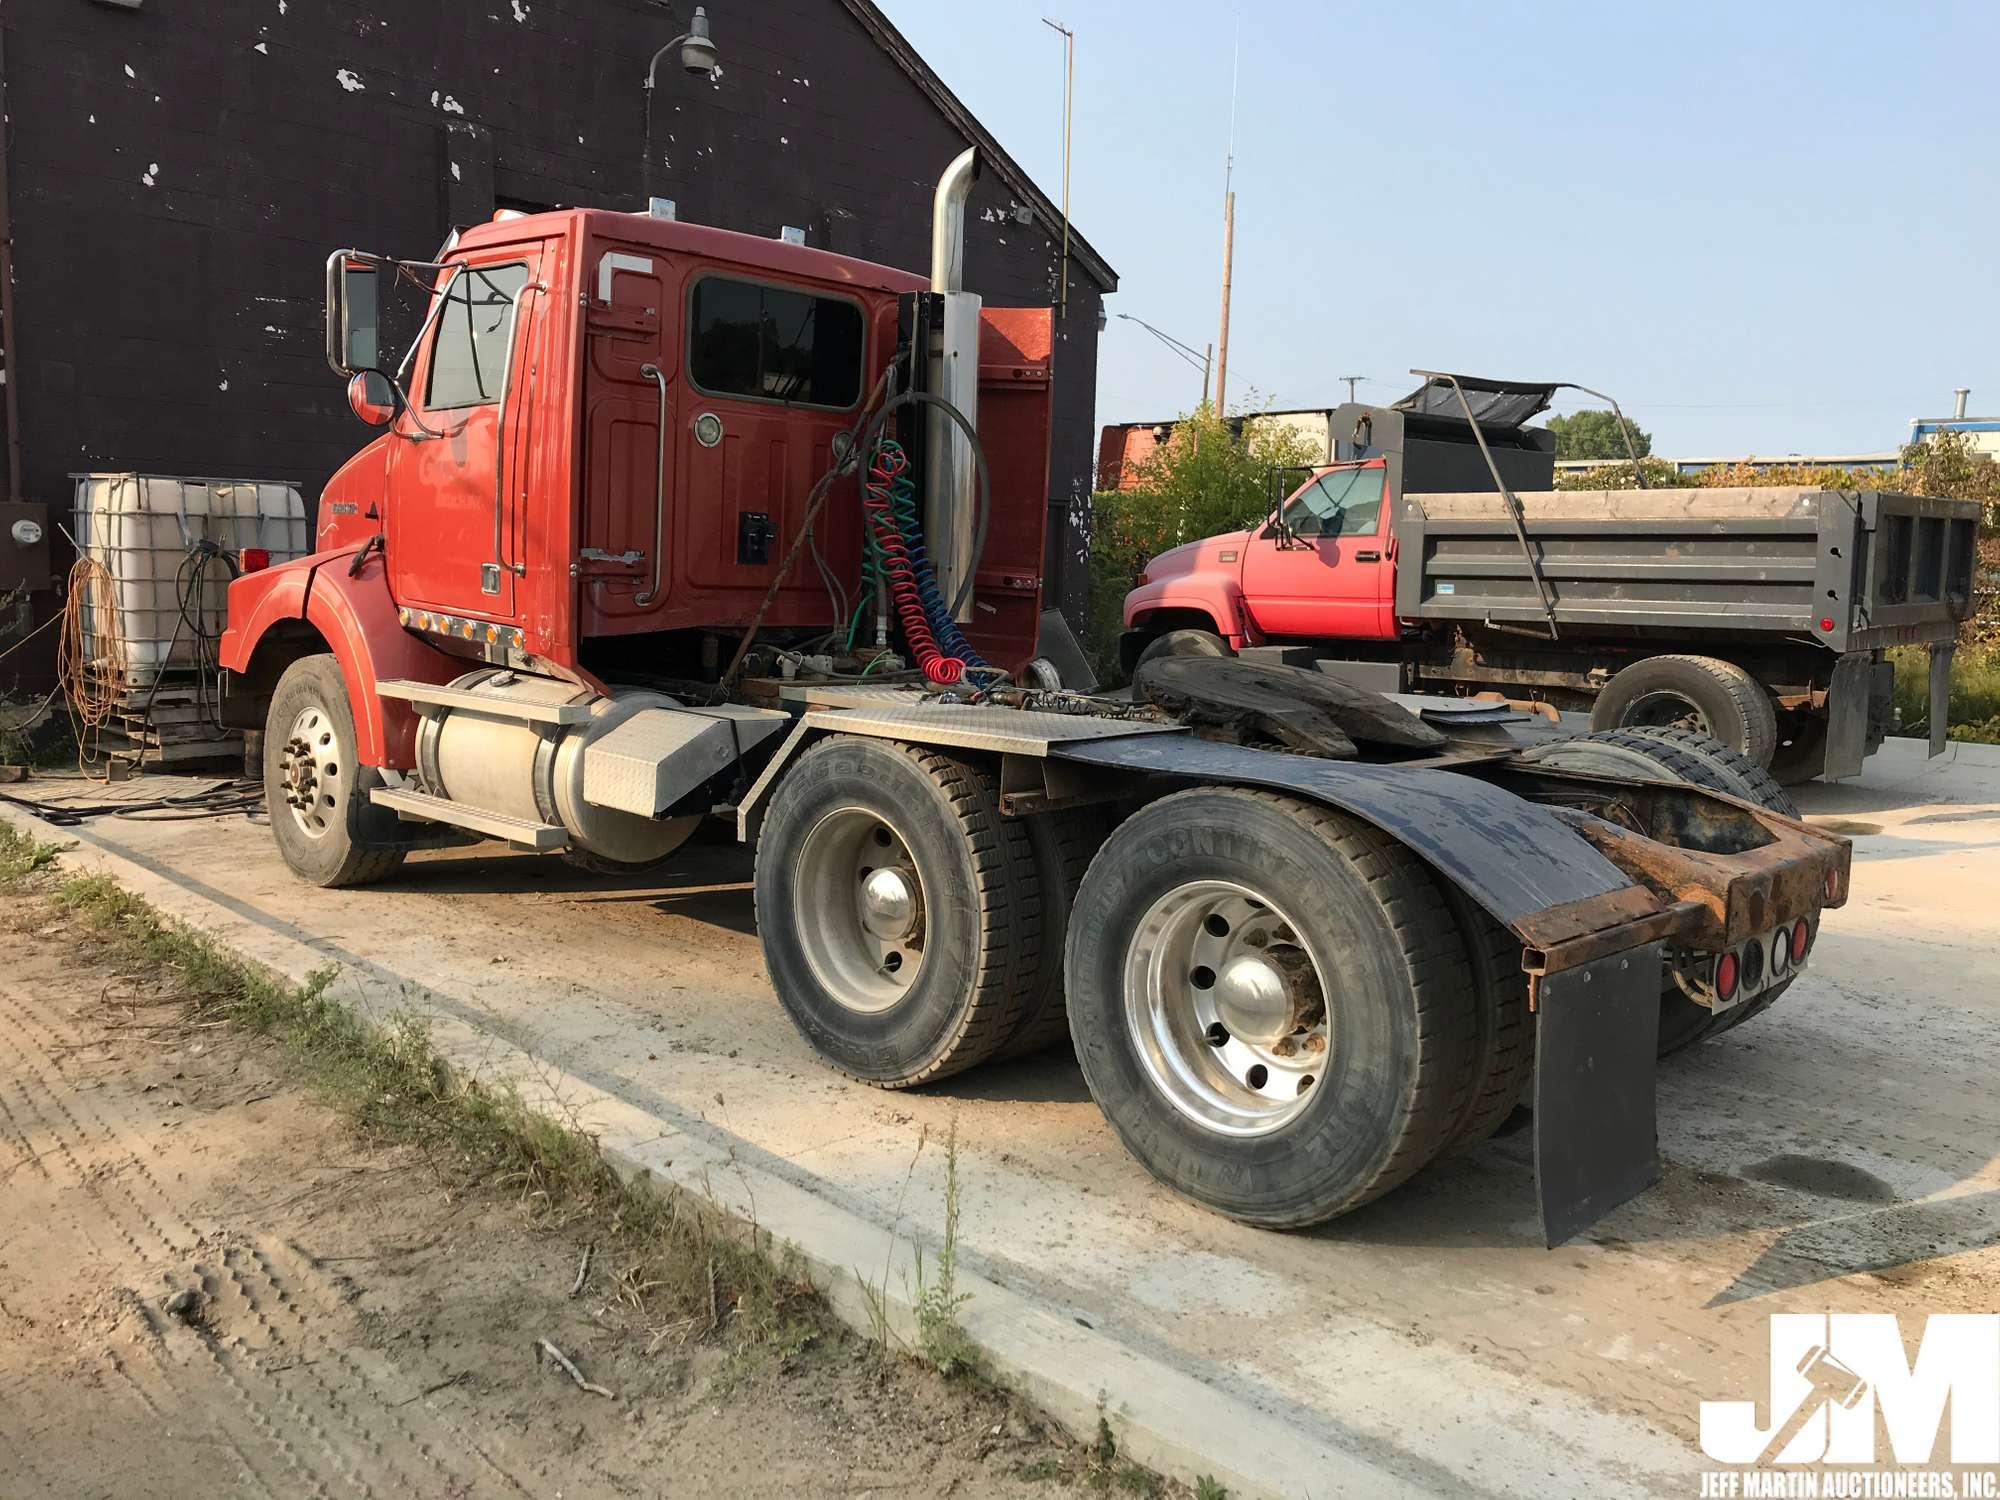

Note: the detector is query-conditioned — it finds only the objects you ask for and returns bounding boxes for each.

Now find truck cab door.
[385,247,544,623]
[1239,462,1395,640]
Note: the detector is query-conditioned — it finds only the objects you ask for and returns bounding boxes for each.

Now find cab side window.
[425,263,531,410]
[688,276,864,409]
[1283,468,1386,540]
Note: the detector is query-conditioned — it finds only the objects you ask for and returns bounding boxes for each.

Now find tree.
[1548,408,1652,460]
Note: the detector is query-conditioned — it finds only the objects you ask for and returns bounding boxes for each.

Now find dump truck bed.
[1393,485,1978,651]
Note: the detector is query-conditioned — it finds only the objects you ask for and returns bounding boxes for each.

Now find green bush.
[1889,645,2000,745]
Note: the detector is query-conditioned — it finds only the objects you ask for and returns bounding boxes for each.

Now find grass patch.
[3,823,818,1362]
[1890,645,2000,745]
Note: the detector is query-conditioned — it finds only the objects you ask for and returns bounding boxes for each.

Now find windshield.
[1281,467,1386,539]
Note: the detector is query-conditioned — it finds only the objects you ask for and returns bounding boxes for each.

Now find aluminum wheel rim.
[277,703,346,840]
[1625,690,1711,736]
[793,806,929,1013]
[1123,879,1330,1137]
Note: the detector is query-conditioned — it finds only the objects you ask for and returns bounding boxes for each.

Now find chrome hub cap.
[278,703,342,840]
[794,807,928,1013]
[1124,880,1330,1136]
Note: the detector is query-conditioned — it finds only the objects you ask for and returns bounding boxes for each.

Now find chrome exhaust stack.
[925,148,981,623]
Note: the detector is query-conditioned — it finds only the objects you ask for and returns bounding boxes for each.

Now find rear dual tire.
[1591,655,1778,767]
[1063,788,1483,1229]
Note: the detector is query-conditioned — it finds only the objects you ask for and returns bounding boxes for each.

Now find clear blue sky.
[877,0,1999,456]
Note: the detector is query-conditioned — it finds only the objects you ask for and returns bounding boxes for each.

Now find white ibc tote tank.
[70,473,311,686]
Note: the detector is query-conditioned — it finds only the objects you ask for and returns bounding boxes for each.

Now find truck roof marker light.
[1715,951,1739,1002]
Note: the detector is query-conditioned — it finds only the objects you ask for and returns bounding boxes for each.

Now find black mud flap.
[1929,643,1955,759]
[1533,942,1665,1246]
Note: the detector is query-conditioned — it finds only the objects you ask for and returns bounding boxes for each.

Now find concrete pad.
[7,735,1998,1497]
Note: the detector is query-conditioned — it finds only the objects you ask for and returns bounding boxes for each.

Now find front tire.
[1135,628,1231,669]
[264,654,406,889]
[753,736,1039,1088]
[1065,788,1478,1228]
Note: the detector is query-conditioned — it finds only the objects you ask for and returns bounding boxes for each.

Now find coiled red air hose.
[864,445,964,684]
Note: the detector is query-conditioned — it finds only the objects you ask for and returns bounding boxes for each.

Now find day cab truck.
[1120,375,1979,782]
[217,156,1851,1246]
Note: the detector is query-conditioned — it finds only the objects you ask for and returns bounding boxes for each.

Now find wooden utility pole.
[1215,191,1234,414]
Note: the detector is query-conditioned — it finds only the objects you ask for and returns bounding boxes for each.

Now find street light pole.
[641,7,719,207]
[1041,18,1074,320]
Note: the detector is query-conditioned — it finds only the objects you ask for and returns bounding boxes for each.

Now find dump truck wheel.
[1065,787,1478,1228]
[1135,628,1231,669]
[754,736,1039,1089]
[993,808,1118,1061]
[1591,655,1778,766]
[1434,881,1534,1155]
[264,654,407,889]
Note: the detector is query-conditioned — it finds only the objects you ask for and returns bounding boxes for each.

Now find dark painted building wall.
[0,0,1112,674]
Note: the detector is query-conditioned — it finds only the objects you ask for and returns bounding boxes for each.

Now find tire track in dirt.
[0,977,536,1499]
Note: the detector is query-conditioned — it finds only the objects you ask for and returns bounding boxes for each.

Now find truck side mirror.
[346,371,393,427]
[327,257,381,376]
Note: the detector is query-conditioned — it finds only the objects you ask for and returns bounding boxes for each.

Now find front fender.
[223,545,462,768]
[1121,575,1249,646]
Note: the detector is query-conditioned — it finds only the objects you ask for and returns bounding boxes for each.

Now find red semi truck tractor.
[1121,378,1977,782]
[218,164,1850,1244]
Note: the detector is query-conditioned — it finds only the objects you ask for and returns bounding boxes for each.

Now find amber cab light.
[1791,918,1810,963]
[239,547,270,572]
[1714,951,1739,1002]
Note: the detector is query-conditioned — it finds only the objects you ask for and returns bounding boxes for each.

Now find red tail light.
[240,547,271,572]
[1791,919,1810,963]
[1824,867,1841,902]
[1714,951,1739,1002]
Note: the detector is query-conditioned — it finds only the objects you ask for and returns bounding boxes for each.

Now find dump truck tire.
[993,808,1118,1061]
[1591,655,1778,766]
[1064,787,1478,1229]
[264,654,407,889]
[754,736,1039,1088]
[1434,881,1534,1155]
[1135,628,1231,668]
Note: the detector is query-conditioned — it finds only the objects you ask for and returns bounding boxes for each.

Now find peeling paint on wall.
[335,69,365,92]
[140,164,158,187]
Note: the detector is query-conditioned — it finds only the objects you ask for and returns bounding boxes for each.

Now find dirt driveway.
[0,881,1148,1499]
[6,737,2000,1495]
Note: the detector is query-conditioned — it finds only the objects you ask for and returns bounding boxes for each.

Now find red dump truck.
[217,160,1848,1244]
[1120,378,1977,781]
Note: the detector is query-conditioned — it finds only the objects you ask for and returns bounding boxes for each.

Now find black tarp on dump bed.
[1391,375,1560,433]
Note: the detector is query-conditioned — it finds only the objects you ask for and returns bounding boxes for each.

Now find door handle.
[634,362,668,607]
[1355,549,1381,562]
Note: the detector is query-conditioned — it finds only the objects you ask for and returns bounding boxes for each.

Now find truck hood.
[1146,530,1251,581]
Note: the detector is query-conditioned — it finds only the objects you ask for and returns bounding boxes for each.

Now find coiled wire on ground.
[57,556,126,767]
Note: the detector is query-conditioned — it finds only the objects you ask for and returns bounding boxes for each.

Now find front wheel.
[264,654,406,888]
[1064,788,1478,1228]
